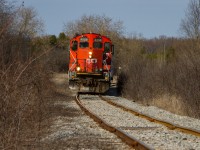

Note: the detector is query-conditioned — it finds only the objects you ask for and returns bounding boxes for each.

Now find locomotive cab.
[68,33,114,93]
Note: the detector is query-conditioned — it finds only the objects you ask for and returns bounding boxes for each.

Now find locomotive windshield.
[71,41,78,51]
[104,42,111,53]
[79,37,89,48]
[93,38,103,48]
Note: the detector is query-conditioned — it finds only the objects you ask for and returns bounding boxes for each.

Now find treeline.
[48,33,70,72]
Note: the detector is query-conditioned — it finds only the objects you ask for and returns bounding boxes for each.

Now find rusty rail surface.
[100,96,200,137]
[75,95,153,150]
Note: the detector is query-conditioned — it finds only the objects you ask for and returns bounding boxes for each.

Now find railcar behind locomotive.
[68,33,114,93]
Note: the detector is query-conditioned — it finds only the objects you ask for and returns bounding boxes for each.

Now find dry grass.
[117,38,200,119]
[150,94,187,116]
[0,35,57,148]
[0,58,53,149]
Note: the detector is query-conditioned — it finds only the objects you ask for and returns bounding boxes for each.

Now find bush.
[0,55,52,149]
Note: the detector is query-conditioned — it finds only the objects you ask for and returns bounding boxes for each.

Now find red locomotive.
[68,33,114,93]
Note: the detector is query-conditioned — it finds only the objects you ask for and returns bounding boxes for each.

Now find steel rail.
[75,95,153,150]
[100,96,200,137]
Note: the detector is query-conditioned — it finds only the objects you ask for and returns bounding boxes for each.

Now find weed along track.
[76,94,200,150]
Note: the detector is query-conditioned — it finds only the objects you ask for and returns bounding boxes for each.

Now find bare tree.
[14,6,44,38]
[180,0,200,40]
[63,14,124,39]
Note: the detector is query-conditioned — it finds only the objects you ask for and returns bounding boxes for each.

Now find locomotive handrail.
[68,50,77,71]
[103,53,109,71]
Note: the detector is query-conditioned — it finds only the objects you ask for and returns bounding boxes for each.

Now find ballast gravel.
[80,95,200,150]
[41,97,132,150]
[104,96,200,131]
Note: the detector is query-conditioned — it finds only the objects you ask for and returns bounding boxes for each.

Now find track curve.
[75,95,153,150]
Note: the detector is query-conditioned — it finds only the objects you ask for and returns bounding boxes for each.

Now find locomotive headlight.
[89,52,92,58]
[76,66,81,71]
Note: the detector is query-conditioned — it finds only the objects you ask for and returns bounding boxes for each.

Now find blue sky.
[13,0,189,38]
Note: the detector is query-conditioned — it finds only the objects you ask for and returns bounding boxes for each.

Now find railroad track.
[75,94,152,150]
[76,94,200,149]
[100,96,200,137]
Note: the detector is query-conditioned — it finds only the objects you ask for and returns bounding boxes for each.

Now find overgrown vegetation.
[117,37,200,118]
[0,1,56,149]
